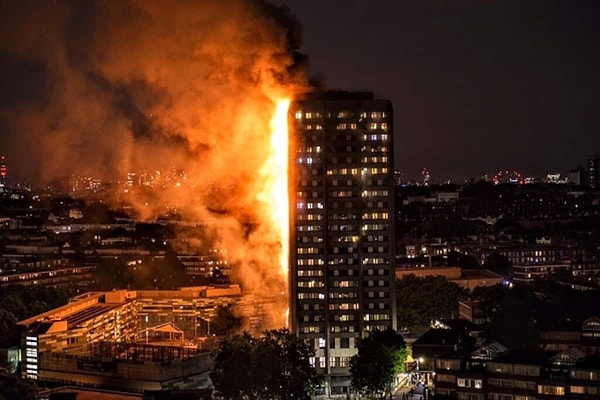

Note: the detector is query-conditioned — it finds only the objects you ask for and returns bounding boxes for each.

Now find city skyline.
[282,0,600,181]
[1,1,599,184]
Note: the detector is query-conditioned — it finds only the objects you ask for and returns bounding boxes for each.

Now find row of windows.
[295,110,388,120]
[318,337,354,349]
[296,192,322,200]
[328,303,360,310]
[301,303,326,311]
[366,292,388,299]
[330,179,355,186]
[331,190,354,197]
[365,280,388,287]
[332,314,356,321]
[297,247,320,255]
[330,280,360,288]
[363,134,389,141]
[298,236,323,243]
[297,225,322,232]
[365,235,386,242]
[328,224,356,232]
[297,251,388,261]
[362,145,389,153]
[298,292,325,300]
[296,183,387,195]
[363,212,389,219]
[297,259,388,268]
[331,246,357,254]
[308,356,351,369]
[488,378,519,388]
[571,370,600,381]
[325,167,389,176]
[571,385,598,395]
[448,382,596,397]
[297,202,325,210]
[330,325,356,333]
[331,201,379,209]
[302,325,323,333]
[302,315,325,323]
[297,270,324,278]
[457,378,483,389]
[304,124,324,130]
[367,268,388,276]
[298,281,325,288]
[365,179,388,185]
[334,122,389,131]
[297,157,318,165]
[362,223,388,231]
[363,313,390,321]
[362,156,389,163]
[363,257,388,264]
[365,246,389,253]
[298,291,389,300]
[329,258,357,266]
[297,213,323,221]
[335,235,359,243]
[362,190,389,197]
[298,179,323,186]
[329,292,359,299]
[299,145,322,153]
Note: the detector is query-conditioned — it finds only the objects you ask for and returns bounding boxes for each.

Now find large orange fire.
[261,99,291,284]
[1,0,305,330]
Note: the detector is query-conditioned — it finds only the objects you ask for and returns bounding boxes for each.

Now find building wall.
[19,287,243,381]
[290,92,396,395]
[38,350,212,392]
[435,355,600,400]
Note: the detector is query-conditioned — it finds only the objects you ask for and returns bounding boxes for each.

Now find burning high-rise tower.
[289,91,396,396]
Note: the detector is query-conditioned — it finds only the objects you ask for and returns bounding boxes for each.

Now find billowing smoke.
[0,0,307,328]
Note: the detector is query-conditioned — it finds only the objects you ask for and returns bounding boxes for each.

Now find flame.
[259,99,290,284]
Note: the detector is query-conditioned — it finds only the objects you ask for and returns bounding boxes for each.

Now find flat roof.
[460,269,503,279]
[66,303,120,327]
[40,386,141,400]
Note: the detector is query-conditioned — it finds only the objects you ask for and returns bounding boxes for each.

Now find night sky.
[281,0,600,181]
[1,1,599,184]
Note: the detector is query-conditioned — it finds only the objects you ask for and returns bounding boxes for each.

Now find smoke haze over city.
[0,0,309,327]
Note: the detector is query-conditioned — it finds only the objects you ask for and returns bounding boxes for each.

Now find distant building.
[589,154,600,189]
[0,156,6,189]
[395,265,503,291]
[289,91,396,396]
[568,169,583,186]
[434,344,600,399]
[0,265,95,288]
[539,316,600,355]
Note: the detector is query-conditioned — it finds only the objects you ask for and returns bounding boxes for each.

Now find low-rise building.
[434,343,600,400]
[16,285,257,392]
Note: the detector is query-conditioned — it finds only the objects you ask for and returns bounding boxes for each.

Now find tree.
[211,328,320,400]
[0,375,38,400]
[396,275,463,335]
[350,328,408,399]
[211,332,255,400]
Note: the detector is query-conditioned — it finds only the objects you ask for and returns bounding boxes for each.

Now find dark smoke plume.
[0,0,308,328]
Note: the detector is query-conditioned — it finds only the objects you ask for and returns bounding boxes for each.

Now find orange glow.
[260,99,290,284]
